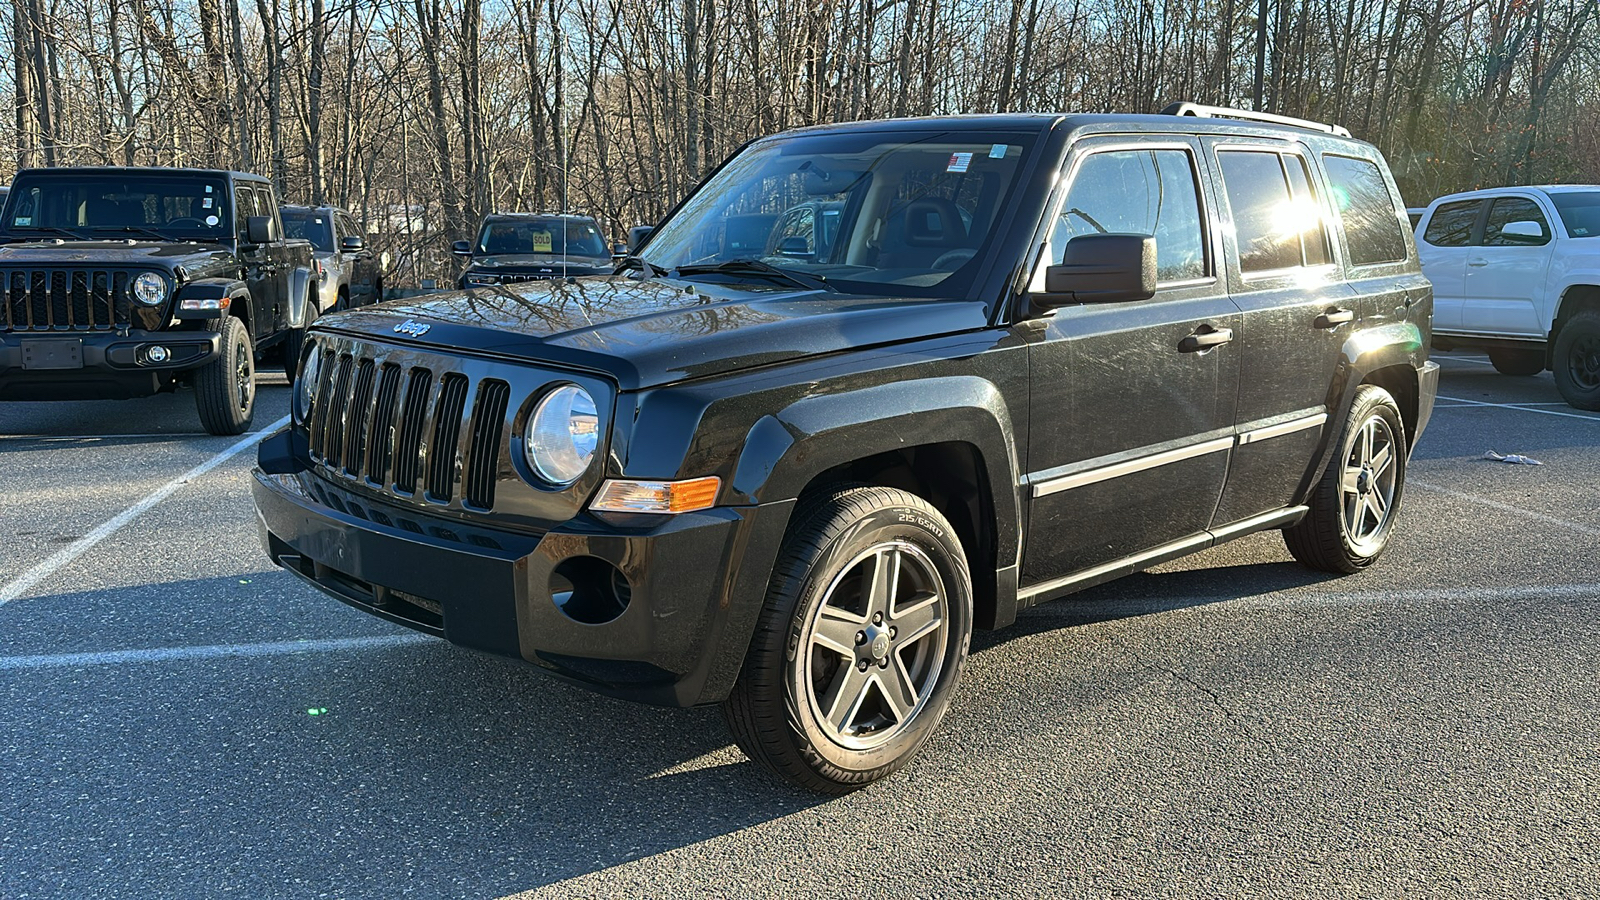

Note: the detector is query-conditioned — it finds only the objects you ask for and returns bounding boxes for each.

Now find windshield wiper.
[673,258,833,292]
[95,225,180,242]
[13,225,88,240]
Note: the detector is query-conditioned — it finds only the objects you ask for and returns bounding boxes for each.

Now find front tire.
[1285,385,1407,573]
[1487,347,1544,376]
[195,315,255,436]
[1552,310,1600,410]
[722,487,973,794]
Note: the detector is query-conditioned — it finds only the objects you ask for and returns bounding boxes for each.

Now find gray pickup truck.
[0,167,317,434]
[281,205,383,315]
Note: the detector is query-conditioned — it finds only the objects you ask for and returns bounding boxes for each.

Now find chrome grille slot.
[342,359,378,476]
[0,267,137,331]
[392,368,434,494]
[465,380,510,509]
[426,373,470,502]
[366,363,403,485]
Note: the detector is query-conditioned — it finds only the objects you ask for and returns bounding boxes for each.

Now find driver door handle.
[1178,326,1233,353]
[1314,308,1355,328]
[1467,258,1490,267]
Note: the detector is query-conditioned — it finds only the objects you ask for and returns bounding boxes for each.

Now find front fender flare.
[287,266,317,328]
[173,278,248,321]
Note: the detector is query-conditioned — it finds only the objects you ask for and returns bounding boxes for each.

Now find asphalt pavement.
[1,354,1596,898]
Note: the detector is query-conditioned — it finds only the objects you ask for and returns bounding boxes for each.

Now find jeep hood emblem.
[394,319,432,337]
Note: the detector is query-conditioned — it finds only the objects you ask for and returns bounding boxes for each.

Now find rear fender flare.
[287,266,317,328]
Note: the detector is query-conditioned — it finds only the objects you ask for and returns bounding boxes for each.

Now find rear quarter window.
[1323,154,1408,266]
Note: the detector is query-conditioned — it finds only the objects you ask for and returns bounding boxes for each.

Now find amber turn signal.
[590,476,721,514]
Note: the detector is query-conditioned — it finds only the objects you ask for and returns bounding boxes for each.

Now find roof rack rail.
[1159,102,1352,138]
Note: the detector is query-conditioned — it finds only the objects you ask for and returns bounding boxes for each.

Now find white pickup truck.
[1415,185,1600,409]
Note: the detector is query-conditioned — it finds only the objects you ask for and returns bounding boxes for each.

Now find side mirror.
[245,215,275,245]
[1499,220,1545,243]
[340,234,365,252]
[1033,234,1157,310]
[628,225,654,253]
[775,236,811,257]
[450,240,473,257]
[611,241,628,260]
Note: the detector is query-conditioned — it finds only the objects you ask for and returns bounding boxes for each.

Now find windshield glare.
[282,211,334,251]
[4,174,231,235]
[641,131,1034,296]
[1552,192,1600,238]
[477,218,606,257]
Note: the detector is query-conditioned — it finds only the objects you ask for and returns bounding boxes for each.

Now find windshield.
[281,210,334,251]
[3,173,232,238]
[476,218,607,257]
[641,130,1034,296]
[1552,192,1600,238]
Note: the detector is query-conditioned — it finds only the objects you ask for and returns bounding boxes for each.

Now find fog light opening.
[144,345,170,364]
[549,556,631,625]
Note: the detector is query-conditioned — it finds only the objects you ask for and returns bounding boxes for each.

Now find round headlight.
[294,341,322,423]
[525,384,598,485]
[132,272,166,306]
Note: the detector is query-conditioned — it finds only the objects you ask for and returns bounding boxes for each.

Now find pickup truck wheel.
[1487,347,1544,376]
[282,302,316,376]
[1285,385,1407,574]
[722,487,972,794]
[195,315,255,436]
[1552,310,1600,410]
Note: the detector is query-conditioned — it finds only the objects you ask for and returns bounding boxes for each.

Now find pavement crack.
[1117,646,1277,752]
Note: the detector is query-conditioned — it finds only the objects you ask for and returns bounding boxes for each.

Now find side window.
[1423,200,1482,247]
[1281,154,1331,267]
[1051,148,1208,283]
[1322,154,1408,265]
[1218,150,1303,273]
[1483,197,1551,246]
[769,206,816,256]
[233,186,252,237]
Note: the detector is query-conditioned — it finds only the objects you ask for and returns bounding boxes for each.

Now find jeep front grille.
[307,345,512,511]
[2,268,136,332]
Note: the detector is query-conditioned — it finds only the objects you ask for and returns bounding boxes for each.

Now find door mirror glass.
[245,215,275,245]
[450,240,473,257]
[340,234,364,252]
[1036,234,1157,309]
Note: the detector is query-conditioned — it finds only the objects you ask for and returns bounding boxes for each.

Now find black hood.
[0,240,236,278]
[318,275,991,391]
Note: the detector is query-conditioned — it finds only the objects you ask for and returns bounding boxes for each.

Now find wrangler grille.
[307,344,514,511]
[2,268,137,331]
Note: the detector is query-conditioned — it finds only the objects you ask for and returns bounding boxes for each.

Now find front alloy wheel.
[723,486,972,794]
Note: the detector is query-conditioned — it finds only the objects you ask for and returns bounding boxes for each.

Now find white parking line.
[1435,395,1600,422]
[1411,479,1600,536]
[1433,355,1496,366]
[0,415,289,606]
[0,634,433,671]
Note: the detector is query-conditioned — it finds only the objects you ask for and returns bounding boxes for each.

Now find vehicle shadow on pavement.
[0,381,290,438]
[0,581,826,897]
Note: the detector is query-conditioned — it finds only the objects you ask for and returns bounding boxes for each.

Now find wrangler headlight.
[525,384,598,485]
[294,341,322,423]
[133,272,167,306]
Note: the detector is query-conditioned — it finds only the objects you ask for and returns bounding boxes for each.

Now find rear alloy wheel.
[1552,310,1600,410]
[1285,385,1407,573]
[1487,347,1544,376]
[722,487,972,794]
[195,315,255,436]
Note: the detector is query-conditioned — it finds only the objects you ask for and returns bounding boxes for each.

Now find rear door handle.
[1178,326,1234,353]
[1467,258,1489,267]
[1314,308,1355,328]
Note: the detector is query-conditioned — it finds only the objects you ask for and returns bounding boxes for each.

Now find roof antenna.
[559,27,571,283]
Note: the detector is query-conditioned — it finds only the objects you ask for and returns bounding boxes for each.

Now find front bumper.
[253,427,792,707]
[0,329,220,400]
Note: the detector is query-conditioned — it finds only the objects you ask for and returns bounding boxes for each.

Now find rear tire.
[1487,347,1544,376]
[1552,310,1600,410]
[721,487,972,794]
[196,315,255,436]
[1285,385,1407,574]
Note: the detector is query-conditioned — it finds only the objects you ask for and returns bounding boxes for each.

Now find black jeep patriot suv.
[0,167,317,434]
[254,105,1439,793]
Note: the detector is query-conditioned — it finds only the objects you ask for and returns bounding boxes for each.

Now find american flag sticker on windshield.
[947,152,973,173]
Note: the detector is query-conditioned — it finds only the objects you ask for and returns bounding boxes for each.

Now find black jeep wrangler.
[254,105,1439,793]
[0,167,318,435]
